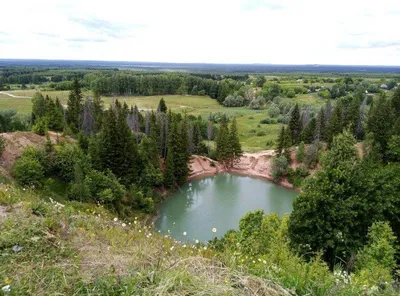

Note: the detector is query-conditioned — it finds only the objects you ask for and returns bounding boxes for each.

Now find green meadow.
[0,89,328,152]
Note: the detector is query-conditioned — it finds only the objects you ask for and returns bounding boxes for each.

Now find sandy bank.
[188,150,300,190]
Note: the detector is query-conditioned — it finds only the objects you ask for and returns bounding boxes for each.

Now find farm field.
[0,89,327,151]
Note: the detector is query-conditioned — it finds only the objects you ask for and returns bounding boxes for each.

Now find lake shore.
[188,150,300,191]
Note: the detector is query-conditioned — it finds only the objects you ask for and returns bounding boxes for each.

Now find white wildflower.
[212,228,217,233]
[1,285,11,292]
[183,231,187,236]
[113,217,118,222]
[195,239,199,244]
[121,223,126,227]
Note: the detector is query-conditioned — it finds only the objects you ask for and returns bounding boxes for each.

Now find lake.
[154,173,298,243]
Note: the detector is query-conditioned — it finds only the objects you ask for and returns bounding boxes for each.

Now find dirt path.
[0,91,31,99]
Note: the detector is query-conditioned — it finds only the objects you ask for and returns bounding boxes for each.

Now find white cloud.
[0,0,399,65]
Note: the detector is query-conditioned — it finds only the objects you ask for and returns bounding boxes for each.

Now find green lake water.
[154,173,298,243]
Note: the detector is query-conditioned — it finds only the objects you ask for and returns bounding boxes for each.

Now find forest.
[0,66,400,295]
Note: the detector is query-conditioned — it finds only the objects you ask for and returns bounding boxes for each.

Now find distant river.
[154,173,298,243]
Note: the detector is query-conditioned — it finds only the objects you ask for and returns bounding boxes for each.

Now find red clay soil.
[189,150,300,189]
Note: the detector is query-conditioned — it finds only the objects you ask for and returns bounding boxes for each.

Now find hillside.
[0,132,71,180]
[0,186,289,295]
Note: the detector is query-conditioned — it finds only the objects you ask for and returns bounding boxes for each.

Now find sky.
[0,0,400,65]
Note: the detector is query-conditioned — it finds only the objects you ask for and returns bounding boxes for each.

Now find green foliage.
[66,77,83,133]
[157,97,167,113]
[271,156,289,182]
[12,156,44,187]
[388,135,400,162]
[229,117,243,163]
[0,134,6,156]
[296,141,305,162]
[288,103,301,144]
[55,144,86,182]
[287,165,309,187]
[367,94,396,158]
[84,169,125,204]
[267,102,280,118]
[356,222,397,271]
[304,141,319,168]
[32,117,48,135]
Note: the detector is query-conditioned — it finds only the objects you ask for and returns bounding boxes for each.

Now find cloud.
[242,0,286,11]
[69,17,144,39]
[339,40,400,49]
[65,37,107,43]
[36,32,58,38]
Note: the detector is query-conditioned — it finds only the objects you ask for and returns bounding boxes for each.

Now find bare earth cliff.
[189,151,298,189]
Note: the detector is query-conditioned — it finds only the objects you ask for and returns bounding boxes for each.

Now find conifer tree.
[48,97,65,131]
[66,77,83,134]
[229,117,242,165]
[301,117,316,144]
[157,98,168,113]
[392,86,400,114]
[367,94,395,157]
[276,126,285,155]
[216,120,230,165]
[283,127,292,162]
[207,120,213,155]
[92,93,104,132]
[97,100,140,185]
[288,103,302,144]
[82,98,95,136]
[326,100,343,146]
[315,107,326,141]
[347,97,362,138]
[164,147,175,188]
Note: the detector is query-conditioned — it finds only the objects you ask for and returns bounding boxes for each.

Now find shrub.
[296,142,305,162]
[12,156,44,187]
[267,102,280,118]
[286,88,296,98]
[304,142,319,168]
[287,165,309,187]
[55,144,87,182]
[32,118,48,135]
[271,156,289,182]
[223,95,246,107]
[256,131,266,136]
[260,118,277,124]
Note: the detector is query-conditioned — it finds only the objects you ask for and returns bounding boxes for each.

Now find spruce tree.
[300,117,316,144]
[48,97,65,131]
[92,93,104,132]
[315,107,326,141]
[66,77,83,134]
[157,98,168,113]
[216,120,230,165]
[276,126,285,155]
[97,100,140,186]
[229,117,242,166]
[283,127,292,162]
[326,100,343,146]
[392,87,400,114]
[367,94,395,157]
[288,103,302,144]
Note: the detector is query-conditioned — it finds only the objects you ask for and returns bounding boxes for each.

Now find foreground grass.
[1,185,398,295]
[0,186,288,295]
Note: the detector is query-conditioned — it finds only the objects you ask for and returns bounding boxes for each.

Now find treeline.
[14,78,241,215]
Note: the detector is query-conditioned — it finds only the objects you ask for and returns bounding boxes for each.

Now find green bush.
[260,118,277,124]
[256,131,266,136]
[85,169,126,204]
[55,144,87,182]
[32,118,48,135]
[271,156,289,182]
[12,156,44,187]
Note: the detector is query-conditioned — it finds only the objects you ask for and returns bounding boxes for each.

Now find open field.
[0,90,329,151]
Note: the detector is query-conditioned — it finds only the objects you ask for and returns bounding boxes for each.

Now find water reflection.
[155,174,298,242]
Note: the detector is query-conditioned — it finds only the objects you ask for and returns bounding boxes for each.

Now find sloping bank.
[188,150,300,190]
